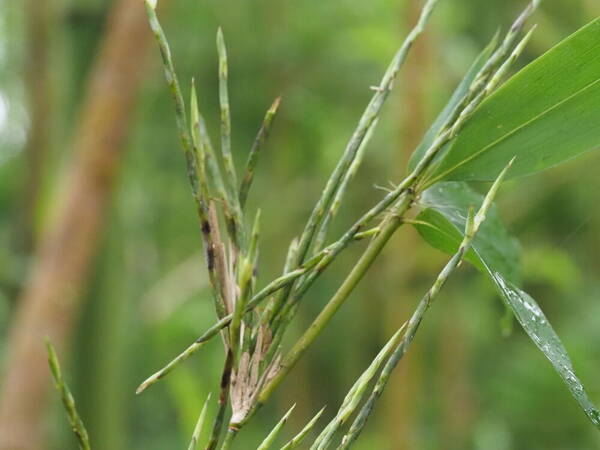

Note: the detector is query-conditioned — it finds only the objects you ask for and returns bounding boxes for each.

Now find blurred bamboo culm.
[0,0,158,448]
[14,0,55,256]
[133,0,543,448]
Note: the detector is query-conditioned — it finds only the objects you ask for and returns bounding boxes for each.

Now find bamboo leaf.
[414,182,521,283]
[485,269,600,429]
[428,18,600,183]
[413,196,600,429]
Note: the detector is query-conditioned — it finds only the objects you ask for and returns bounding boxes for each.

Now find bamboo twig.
[217,27,238,192]
[273,0,441,314]
[339,159,515,448]
[216,28,245,250]
[313,119,377,253]
[238,0,537,423]
[230,211,261,363]
[256,404,296,450]
[138,3,541,448]
[247,193,415,427]
[136,229,384,394]
[46,340,91,450]
[239,97,281,209]
[311,324,406,449]
[144,1,203,210]
[188,393,212,450]
[280,407,326,450]
[205,351,234,450]
[145,1,233,324]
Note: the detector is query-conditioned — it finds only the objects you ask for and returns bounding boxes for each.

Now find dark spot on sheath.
[220,351,233,390]
[202,220,211,235]
[207,246,215,271]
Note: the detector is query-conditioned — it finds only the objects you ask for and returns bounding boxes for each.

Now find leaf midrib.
[428,76,600,184]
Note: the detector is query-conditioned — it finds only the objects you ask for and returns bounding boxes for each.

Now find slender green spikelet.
[46,339,91,450]
[280,407,326,450]
[187,393,212,450]
[256,404,296,450]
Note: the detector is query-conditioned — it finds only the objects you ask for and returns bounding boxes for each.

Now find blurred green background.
[1,0,599,449]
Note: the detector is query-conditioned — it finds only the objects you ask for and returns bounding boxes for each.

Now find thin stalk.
[144,1,203,211]
[339,160,514,448]
[274,0,440,314]
[191,79,228,203]
[140,104,471,393]
[205,351,234,450]
[136,10,514,394]
[230,211,261,364]
[312,324,406,450]
[239,97,281,208]
[46,340,91,450]
[280,407,326,450]
[216,27,238,191]
[145,1,233,323]
[191,83,228,318]
[423,25,537,187]
[219,428,237,450]
[216,28,245,249]
[188,393,212,450]
[469,0,540,96]
[256,78,511,416]
[414,0,539,185]
[240,193,414,428]
[256,404,296,450]
[313,119,377,253]
[198,111,227,200]
[484,25,537,96]
[258,238,299,330]
[136,227,385,394]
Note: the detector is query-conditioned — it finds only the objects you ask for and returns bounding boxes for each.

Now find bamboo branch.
[46,340,91,450]
[205,351,234,450]
[188,393,212,450]
[339,159,514,448]
[239,97,281,209]
[272,0,441,315]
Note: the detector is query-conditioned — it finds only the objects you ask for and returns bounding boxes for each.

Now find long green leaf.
[413,200,600,428]
[428,18,600,183]
[486,268,600,429]
[414,182,521,283]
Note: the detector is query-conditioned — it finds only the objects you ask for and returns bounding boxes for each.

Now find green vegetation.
[0,0,598,449]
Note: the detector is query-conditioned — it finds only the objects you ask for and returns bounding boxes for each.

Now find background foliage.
[0,0,599,448]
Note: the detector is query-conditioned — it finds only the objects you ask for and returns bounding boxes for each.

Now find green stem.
[218,428,238,450]
[340,160,514,448]
[274,0,440,313]
[46,340,91,450]
[239,193,414,427]
[239,97,281,209]
[205,351,233,450]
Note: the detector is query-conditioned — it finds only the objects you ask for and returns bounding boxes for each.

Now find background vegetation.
[0,0,599,448]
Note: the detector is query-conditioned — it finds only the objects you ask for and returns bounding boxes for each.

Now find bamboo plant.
[49,0,600,448]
